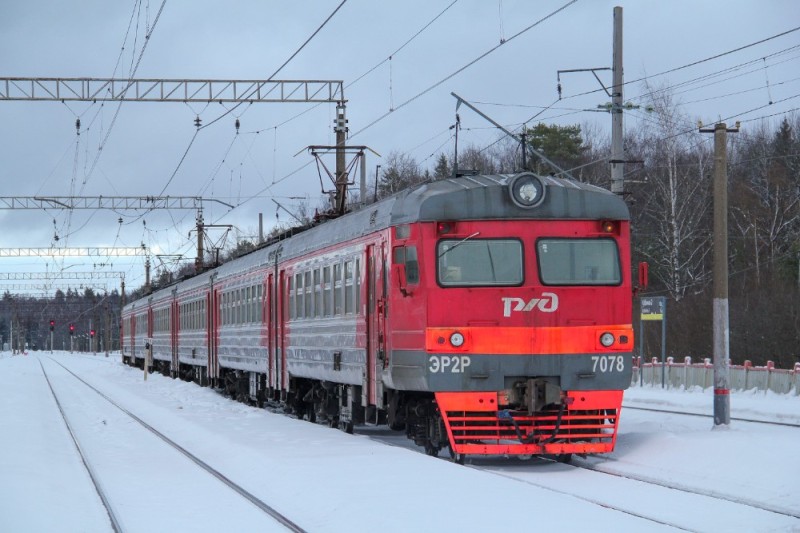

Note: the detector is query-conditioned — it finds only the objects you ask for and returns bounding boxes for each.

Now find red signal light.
[49,319,55,331]
[90,329,96,338]
[69,324,75,335]
[437,221,456,235]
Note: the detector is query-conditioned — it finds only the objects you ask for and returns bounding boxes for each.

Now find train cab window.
[437,239,523,286]
[537,238,621,285]
[393,246,419,284]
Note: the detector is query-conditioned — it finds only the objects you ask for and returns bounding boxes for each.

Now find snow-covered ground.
[1,351,797,532]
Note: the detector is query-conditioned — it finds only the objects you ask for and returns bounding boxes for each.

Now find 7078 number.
[591,355,625,373]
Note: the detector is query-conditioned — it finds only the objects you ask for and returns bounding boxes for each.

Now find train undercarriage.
[122,355,620,462]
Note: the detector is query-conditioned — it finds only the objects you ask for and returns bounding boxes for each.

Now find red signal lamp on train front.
[601,220,617,233]
[436,221,456,235]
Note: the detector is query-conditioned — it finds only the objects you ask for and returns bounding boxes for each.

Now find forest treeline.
[1,288,121,352]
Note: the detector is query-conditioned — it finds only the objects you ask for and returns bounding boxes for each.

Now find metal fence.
[632,357,800,395]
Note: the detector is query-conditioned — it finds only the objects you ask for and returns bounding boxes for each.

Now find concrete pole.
[195,208,205,273]
[359,150,367,207]
[610,6,624,194]
[144,257,151,294]
[334,102,348,215]
[712,122,731,426]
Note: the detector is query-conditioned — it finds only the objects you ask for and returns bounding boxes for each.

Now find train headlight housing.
[509,174,545,208]
[600,332,615,347]
[450,332,465,347]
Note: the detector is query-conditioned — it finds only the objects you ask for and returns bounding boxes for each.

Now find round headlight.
[450,332,465,347]
[600,332,615,347]
[509,174,545,208]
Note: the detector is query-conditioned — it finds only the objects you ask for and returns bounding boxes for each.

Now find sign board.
[641,296,666,321]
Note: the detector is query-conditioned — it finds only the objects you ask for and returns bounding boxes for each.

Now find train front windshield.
[437,239,523,286]
[435,237,621,287]
[537,238,621,285]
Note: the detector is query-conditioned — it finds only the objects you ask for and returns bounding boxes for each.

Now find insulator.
[75,118,81,134]
[235,118,240,132]
[194,116,202,128]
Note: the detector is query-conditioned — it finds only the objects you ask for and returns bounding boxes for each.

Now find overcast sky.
[0,0,798,292]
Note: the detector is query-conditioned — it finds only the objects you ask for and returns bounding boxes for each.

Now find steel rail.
[38,359,123,532]
[48,358,306,533]
[623,404,800,428]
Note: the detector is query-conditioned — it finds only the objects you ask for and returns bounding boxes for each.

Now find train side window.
[288,276,295,320]
[323,266,332,316]
[304,271,313,318]
[334,263,343,315]
[295,273,304,319]
[355,258,361,313]
[222,293,227,326]
[247,286,253,324]
[345,260,354,314]
[314,269,322,318]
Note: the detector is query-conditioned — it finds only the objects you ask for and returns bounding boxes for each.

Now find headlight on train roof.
[509,173,545,208]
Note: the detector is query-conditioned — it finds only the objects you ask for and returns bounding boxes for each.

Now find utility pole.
[334,102,348,215]
[610,6,624,194]
[557,7,643,193]
[144,257,151,294]
[700,121,739,426]
[195,209,205,273]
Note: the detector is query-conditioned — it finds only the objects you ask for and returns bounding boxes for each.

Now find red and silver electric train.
[122,172,634,461]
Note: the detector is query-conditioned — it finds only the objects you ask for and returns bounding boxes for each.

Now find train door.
[268,271,287,398]
[171,299,179,377]
[278,270,287,399]
[365,242,387,409]
[208,288,219,386]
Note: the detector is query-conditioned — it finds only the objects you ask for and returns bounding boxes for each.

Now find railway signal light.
[90,329,96,338]
[49,319,55,331]
[69,324,75,335]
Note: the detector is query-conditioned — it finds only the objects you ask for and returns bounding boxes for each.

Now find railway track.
[569,456,800,520]
[478,456,800,531]
[39,357,306,532]
[623,404,800,428]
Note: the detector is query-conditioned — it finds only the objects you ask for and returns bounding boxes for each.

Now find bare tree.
[629,86,713,301]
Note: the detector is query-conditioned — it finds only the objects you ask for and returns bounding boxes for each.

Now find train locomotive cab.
[385,173,634,461]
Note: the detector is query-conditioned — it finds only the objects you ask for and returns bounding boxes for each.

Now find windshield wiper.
[437,231,481,259]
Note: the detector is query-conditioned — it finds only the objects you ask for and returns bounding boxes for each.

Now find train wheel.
[556,453,573,464]
[424,442,440,457]
[448,445,465,465]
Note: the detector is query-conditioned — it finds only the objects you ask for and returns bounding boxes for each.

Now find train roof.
[391,173,629,224]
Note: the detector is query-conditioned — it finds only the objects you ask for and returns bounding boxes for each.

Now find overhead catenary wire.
[350,0,579,139]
